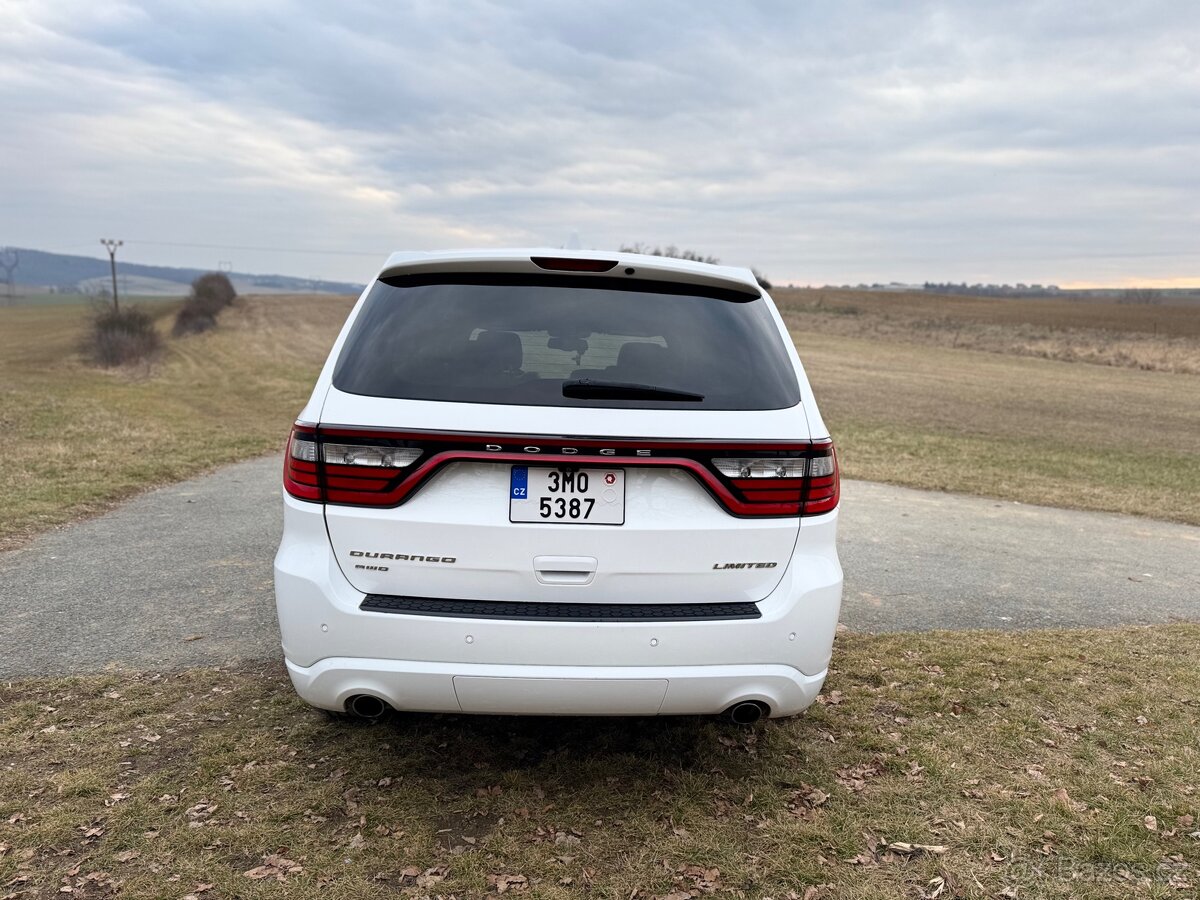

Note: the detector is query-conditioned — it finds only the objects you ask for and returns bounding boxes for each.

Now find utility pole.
[100,238,123,312]
[0,247,17,306]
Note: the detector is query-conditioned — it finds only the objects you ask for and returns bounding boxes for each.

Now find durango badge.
[348,550,457,563]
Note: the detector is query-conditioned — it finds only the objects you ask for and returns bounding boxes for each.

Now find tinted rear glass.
[332,274,801,410]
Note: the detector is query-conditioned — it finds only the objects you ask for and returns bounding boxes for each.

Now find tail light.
[284,425,426,506]
[283,424,839,517]
[530,256,619,272]
[712,444,839,516]
[322,440,422,504]
[283,426,321,501]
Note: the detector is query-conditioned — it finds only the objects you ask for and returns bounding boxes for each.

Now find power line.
[124,238,388,257]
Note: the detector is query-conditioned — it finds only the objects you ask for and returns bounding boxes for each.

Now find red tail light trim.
[282,426,839,518]
[282,426,322,501]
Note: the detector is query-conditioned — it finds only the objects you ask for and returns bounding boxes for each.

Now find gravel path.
[1,455,1196,677]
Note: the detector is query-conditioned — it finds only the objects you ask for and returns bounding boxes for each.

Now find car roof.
[377,248,762,294]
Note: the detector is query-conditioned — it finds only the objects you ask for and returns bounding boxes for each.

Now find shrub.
[173,272,237,336]
[84,305,163,367]
[193,272,237,310]
[172,303,219,336]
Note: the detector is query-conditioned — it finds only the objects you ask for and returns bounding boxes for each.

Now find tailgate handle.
[534,556,597,586]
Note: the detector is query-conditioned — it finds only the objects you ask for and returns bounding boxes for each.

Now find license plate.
[509,466,625,525]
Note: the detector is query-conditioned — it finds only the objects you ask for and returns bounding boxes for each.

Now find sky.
[2,0,1197,288]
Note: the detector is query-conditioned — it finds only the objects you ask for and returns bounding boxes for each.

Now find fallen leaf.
[486,873,528,893]
[1052,787,1086,811]
[677,864,721,893]
[836,758,885,792]
[185,802,217,821]
[243,854,302,882]
[1144,815,1158,832]
[885,842,947,856]
[416,866,448,888]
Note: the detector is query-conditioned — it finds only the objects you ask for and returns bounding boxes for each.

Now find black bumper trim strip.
[360,594,762,622]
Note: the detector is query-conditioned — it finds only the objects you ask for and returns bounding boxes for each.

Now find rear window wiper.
[561,379,705,402]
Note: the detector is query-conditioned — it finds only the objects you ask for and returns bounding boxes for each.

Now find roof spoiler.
[377,250,762,296]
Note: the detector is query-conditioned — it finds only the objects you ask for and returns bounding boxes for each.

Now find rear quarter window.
[332,274,801,410]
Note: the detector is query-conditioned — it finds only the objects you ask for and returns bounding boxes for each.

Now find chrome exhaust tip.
[726,701,767,726]
[346,694,388,722]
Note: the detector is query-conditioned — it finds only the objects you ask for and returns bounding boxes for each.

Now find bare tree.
[621,244,721,265]
[1119,287,1162,305]
[619,244,771,289]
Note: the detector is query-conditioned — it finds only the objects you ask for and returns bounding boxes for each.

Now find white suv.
[274,249,842,724]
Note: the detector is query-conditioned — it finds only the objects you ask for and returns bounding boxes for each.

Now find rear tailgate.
[318,393,809,605]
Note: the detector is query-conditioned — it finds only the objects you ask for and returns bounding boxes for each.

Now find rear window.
[332,274,801,410]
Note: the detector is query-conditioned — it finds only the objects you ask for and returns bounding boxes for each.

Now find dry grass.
[2,625,1197,899]
[774,289,1200,374]
[775,289,1200,336]
[2,289,1198,551]
[792,331,1200,524]
[0,296,352,550]
[3,296,1197,897]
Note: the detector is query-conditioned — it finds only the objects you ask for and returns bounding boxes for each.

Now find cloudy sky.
[2,0,1197,287]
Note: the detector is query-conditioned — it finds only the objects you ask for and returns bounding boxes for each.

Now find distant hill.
[2,247,364,296]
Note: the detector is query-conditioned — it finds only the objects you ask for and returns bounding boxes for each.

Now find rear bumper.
[275,494,842,718]
[286,657,827,718]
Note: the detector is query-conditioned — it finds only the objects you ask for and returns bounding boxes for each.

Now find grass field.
[1,289,1198,550]
[0,297,353,550]
[774,288,1200,374]
[2,625,1196,899]
[2,298,1197,899]
[794,331,1199,523]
